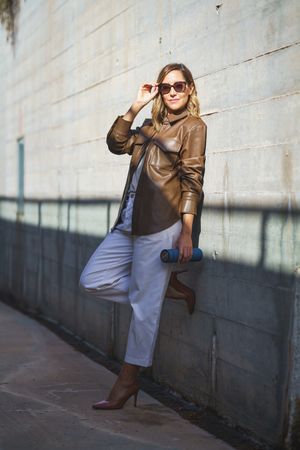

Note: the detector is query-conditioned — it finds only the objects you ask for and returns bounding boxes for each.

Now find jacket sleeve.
[106,116,140,155]
[179,122,207,215]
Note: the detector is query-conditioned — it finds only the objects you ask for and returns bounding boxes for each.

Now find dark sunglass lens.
[160,84,171,95]
[174,82,186,93]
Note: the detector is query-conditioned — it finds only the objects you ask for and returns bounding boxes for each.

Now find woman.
[79,63,206,410]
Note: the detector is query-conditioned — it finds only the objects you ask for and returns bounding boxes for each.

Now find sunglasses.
[159,81,187,95]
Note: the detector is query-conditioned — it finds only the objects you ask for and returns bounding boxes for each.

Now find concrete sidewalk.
[0,301,234,450]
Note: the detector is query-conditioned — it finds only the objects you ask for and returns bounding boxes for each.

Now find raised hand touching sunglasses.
[123,83,159,122]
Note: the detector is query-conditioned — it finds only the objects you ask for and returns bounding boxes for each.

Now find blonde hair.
[151,63,200,131]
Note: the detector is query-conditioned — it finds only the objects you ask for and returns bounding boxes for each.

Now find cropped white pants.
[79,220,182,367]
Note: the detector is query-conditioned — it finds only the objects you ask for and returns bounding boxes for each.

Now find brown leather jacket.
[106,109,207,235]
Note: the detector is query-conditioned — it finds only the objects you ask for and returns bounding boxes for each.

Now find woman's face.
[160,70,193,114]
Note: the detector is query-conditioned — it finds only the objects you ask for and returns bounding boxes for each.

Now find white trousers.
[79,220,182,367]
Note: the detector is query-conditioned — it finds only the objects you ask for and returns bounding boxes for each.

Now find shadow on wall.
[0,195,299,449]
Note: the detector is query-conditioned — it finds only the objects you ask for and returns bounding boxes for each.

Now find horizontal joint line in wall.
[195,309,287,339]
[196,41,300,80]
[85,5,134,38]
[54,137,106,149]
[207,139,299,154]
[52,67,136,104]
[202,91,300,118]
[50,42,74,62]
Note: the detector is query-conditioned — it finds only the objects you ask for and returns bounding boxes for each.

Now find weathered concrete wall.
[0,0,300,447]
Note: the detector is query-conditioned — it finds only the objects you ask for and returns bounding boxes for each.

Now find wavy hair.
[151,63,200,131]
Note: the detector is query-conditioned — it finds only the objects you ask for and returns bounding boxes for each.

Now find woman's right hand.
[123,83,159,123]
[135,83,159,107]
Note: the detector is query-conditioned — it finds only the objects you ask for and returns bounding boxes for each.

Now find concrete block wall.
[0,1,299,447]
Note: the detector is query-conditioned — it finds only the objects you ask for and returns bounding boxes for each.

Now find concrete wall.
[0,0,300,447]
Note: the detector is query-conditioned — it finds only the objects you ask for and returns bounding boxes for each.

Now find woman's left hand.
[176,230,193,264]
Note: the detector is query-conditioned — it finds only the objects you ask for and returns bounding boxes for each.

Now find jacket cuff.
[112,116,133,136]
[180,194,199,215]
